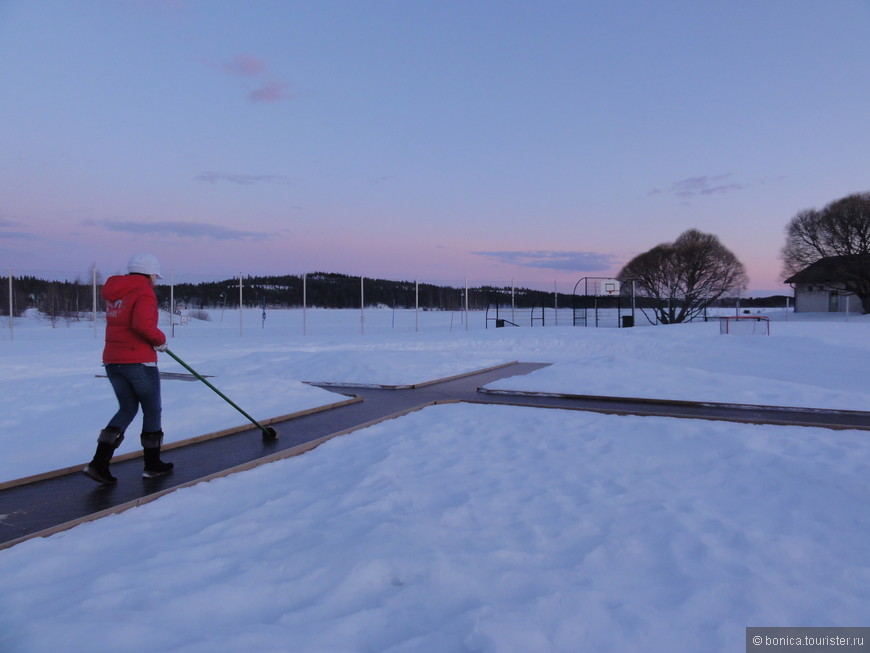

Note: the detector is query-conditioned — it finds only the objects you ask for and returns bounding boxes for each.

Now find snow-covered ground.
[1,308,868,652]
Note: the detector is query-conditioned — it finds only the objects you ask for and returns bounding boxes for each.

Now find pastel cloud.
[85,219,272,242]
[472,250,617,272]
[0,231,38,241]
[0,218,38,240]
[218,53,292,103]
[649,174,747,198]
[194,171,291,185]
[249,80,292,103]
[223,54,267,78]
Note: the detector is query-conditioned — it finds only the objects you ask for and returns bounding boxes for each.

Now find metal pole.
[553,280,558,326]
[7,266,13,340]
[170,271,175,338]
[415,277,419,333]
[92,265,98,338]
[303,273,308,336]
[465,277,469,331]
[360,276,365,335]
[239,273,243,337]
[632,280,636,315]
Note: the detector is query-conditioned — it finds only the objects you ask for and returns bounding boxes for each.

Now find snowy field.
[1,308,869,652]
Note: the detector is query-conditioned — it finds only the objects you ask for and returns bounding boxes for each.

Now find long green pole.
[164,348,277,440]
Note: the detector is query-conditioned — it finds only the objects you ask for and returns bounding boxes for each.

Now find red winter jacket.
[102,274,166,364]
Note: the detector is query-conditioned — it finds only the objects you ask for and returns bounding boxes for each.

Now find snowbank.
[0,309,868,652]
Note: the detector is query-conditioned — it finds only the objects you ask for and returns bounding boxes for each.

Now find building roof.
[784,254,870,284]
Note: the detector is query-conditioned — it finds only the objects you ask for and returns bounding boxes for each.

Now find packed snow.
[1,307,869,652]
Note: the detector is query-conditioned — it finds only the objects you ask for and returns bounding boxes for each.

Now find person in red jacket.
[83,253,175,485]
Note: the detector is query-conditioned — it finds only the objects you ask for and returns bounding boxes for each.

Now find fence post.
[554,280,558,326]
[170,271,175,338]
[303,273,308,336]
[465,277,469,331]
[7,266,13,340]
[360,276,365,335]
[92,266,98,338]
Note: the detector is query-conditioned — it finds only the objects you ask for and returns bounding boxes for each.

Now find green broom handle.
[163,348,271,435]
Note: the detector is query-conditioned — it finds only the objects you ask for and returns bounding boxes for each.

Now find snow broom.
[163,348,278,441]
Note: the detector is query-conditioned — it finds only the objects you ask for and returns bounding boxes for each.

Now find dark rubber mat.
[2,361,869,549]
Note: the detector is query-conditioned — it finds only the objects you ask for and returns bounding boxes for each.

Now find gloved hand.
[154,343,169,352]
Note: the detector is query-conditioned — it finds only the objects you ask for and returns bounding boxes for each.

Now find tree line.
[18,189,868,325]
[1,269,791,321]
[2,272,579,318]
[1,276,99,322]
[160,273,582,312]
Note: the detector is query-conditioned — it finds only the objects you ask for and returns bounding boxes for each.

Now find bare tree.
[618,229,748,324]
[781,192,870,312]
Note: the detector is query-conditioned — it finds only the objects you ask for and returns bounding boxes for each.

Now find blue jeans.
[105,363,162,433]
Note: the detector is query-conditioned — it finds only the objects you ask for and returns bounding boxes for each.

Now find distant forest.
[2,271,791,318]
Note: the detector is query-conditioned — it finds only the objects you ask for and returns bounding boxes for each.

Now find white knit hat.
[127,253,163,279]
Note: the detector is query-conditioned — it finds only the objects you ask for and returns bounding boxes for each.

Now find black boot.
[143,448,174,478]
[142,430,174,478]
[83,428,124,485]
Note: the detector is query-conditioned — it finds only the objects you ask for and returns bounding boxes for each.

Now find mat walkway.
[3,361,870,550]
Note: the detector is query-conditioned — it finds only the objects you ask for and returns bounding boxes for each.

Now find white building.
[784,255,868,313]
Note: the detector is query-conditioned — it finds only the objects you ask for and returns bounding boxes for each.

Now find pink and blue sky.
[1,0,868,293]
